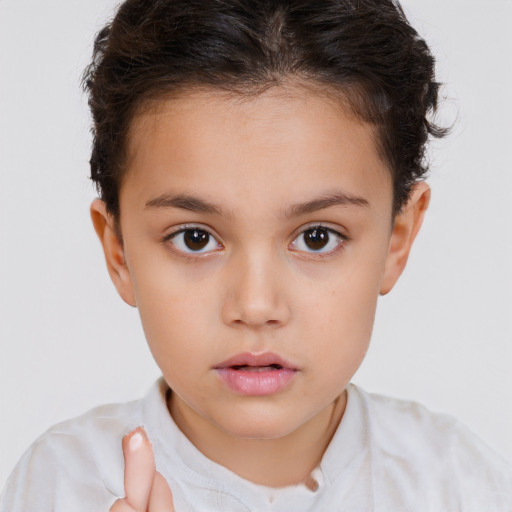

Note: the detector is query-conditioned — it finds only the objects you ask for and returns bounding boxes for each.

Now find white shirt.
[1,378,511,512]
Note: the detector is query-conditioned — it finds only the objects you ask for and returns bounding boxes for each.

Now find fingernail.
[122,425,146,441]
[129,432,144,451]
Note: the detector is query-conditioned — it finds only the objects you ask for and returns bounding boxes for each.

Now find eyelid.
[291,222,348,240]
[162,224,223,255]
[164,223,220,239]
[160,222,348,259]
[289,223,348,256]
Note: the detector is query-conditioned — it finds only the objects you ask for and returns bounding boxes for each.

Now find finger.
[122,427,156,511]
[148,471,175,512]
[110,497,137,512]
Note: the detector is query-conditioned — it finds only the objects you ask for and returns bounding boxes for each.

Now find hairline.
[116,78,395,204]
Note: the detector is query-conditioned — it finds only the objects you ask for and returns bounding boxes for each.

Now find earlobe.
[90,199,137,307]
[380,182,430,295]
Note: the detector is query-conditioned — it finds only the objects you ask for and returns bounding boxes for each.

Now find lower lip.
[215,367,297,396]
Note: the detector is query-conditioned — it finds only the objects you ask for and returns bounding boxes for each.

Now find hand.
[110,428,175,512]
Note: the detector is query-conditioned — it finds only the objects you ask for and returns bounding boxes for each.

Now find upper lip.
[213,352,299,370]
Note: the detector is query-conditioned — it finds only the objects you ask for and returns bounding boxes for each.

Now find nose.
[221,249,291,330]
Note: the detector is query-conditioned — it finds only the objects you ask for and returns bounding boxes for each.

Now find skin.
[92,86,430,511]
[112,429,175,512]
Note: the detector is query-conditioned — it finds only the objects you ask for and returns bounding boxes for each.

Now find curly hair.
[83,0,447,220]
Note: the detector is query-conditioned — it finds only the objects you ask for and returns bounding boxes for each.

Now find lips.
[213,352,298,371]
[213,352,298,396]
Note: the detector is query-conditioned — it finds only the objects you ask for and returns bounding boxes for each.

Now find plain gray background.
[1,0,511,488]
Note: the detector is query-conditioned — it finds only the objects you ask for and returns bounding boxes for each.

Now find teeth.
[242,366,275,372]
[232,365,282,371]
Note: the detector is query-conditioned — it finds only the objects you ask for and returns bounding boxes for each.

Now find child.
[1,0,511,510]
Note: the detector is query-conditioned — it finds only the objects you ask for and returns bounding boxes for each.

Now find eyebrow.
[144,190,369,218]
[282,192,369,218]
[145,193,227,216]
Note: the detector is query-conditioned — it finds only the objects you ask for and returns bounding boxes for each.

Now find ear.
[90,199,136,307]
[380,182,430,295]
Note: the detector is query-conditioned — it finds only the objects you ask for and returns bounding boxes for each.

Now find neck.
[167,391,347,488]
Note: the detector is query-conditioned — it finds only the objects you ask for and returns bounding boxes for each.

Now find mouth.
[213,351,298,371]
[229,363,284,372]
[213,352,298,396]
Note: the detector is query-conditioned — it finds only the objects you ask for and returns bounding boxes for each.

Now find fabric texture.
[1,378,511,512]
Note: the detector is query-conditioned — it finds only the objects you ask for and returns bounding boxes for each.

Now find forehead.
[121,86,393,217]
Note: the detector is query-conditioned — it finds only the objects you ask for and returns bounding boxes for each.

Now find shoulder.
[350,385,512,510]
[42,395,144,459]
[352,385,463,446]
[0,395,145,512]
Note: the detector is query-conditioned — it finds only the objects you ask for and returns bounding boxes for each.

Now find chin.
[213,406,305,440]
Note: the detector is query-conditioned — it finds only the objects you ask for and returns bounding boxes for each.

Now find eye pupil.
[184,229,209,250]
[304,228,329,250]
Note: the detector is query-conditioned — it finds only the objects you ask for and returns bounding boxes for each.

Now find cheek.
[307,283,377,357]
[303,245,385,324]
[298,246,387,371]
[129,256,219,363]
[299,291,375,399]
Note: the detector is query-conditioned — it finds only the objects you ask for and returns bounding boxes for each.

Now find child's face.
[93,87,427,441]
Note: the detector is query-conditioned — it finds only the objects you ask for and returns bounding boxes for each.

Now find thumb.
[122,427,156,511]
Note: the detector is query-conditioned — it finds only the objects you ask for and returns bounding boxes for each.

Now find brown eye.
[168,227,220,254]
[303,227,330,250]
[290,225,345,254]
[184,229,210,250]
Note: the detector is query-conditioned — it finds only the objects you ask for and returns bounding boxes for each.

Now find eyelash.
[162,223,348,259]
[289,224,348,258]
[162,224,222,258]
